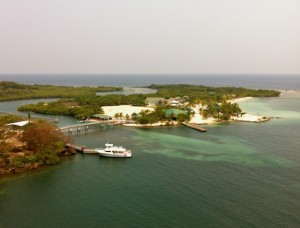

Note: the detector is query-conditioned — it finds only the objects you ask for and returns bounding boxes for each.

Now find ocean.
[0,75,300,227]
[1,74,300,89]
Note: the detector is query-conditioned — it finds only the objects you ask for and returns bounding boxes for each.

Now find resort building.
[168,96,189,107]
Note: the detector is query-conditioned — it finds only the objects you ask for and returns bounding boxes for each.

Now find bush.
[21,121,66,165]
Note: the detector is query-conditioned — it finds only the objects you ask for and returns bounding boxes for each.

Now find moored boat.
[96,143,132,158]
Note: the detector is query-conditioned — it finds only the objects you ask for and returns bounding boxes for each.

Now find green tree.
[131,113,138,121]
[177,113,189,123]
[154,106,166,121]
[21,121,66,165]
[200,102,242,121]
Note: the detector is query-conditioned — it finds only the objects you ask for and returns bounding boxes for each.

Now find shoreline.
[103,96,271,127]
[189,97,268,125]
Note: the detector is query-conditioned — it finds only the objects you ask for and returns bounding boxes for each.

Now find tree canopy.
[201,101,242,121]
[18,94,146,119]
[0,81,122,101]
[21,121,66,165]
[147,84,280,102]
[16,83,280,120]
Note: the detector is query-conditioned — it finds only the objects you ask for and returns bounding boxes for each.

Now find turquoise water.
[1,88,300,227]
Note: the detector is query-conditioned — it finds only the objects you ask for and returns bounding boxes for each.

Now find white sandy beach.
[189,104,217,124]
[102,105,154,117]
[189,98,267,124]
[231,114,268,122]
[103,99,268,125]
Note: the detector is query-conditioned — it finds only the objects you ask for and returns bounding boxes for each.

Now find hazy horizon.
[1,1,300,75]
[1,73,300,77]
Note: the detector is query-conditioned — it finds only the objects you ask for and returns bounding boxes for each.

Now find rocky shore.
[0,161,40,175]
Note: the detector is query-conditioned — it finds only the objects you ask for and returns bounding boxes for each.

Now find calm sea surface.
[0,75,300,227]
[1,74,300,89]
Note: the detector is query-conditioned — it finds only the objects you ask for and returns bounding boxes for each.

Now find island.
[0,81,281,174]
[15,82,279,123]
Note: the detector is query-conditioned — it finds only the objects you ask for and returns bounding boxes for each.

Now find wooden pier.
[60,120,121,134]
[65,144,98,154]
[182,123,207,132]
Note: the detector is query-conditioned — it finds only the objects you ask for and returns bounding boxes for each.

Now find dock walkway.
[60,120,119,131]
[60,120,122,135]
[65,144,98,154]
[182,123,207,132]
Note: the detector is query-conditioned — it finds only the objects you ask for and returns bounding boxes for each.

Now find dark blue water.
[1,74,300,90]
[1,75,300,227]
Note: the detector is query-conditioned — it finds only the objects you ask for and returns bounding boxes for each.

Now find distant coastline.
[0,74,299,90]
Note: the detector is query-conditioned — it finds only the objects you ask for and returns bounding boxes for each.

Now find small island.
[0,81,280,174]
[14,82,279,123]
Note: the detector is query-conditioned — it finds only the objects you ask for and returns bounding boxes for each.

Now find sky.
[0,0,300,75]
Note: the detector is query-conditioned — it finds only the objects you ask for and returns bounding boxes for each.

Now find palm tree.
[232,103,242,117]
[131,113,138,121]
[114,113,120,119]
[214,104,221,121]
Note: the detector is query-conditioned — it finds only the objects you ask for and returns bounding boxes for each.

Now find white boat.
[96,143,132,158]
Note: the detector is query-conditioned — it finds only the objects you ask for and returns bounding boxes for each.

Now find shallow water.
[1,92,300,227]
[1,77,300,227]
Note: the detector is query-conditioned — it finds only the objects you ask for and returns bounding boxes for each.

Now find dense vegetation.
[18,99,104,119]
[129,106,191,125]
[16,83,280,120]
[0,117,71,174]
[147,84,280,102]
[131,102,242,124]
[18,94,147,119]
[75,94,147,106]
[201,102,242,121]
[0,81,122,101]
[21,121,67,165]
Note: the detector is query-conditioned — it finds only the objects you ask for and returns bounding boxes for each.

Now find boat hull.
[96,150,132,158]
[99,153,132,158]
